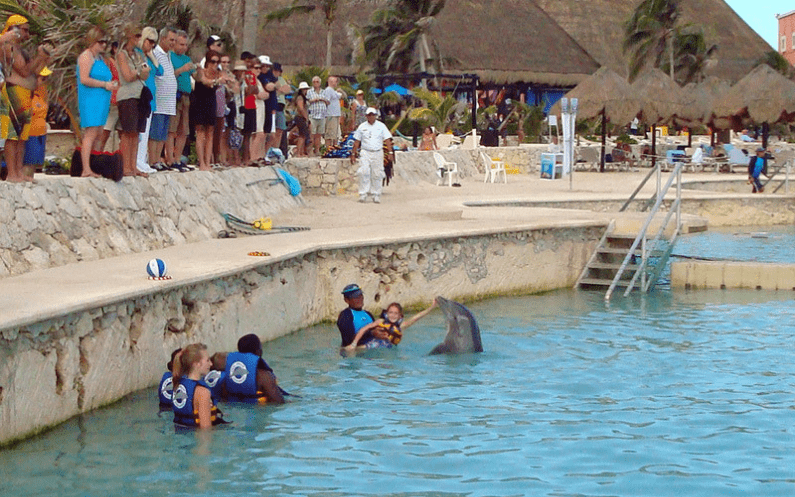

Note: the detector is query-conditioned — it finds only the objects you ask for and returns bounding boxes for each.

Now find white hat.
[298,81,310,90]
[365,107,378,115]
[258,55,272,66]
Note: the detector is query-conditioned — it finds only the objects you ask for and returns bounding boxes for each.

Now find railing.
[605,160,684,300]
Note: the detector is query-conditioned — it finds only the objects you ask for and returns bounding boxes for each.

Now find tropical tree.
[407,87,463,132]
[144,0,238,56]
[0,0,134,132]
[663,30,717,84]
[756,50,794,77]
[363,0,446,75]
[264,0,342,68]
[623,0,681,81]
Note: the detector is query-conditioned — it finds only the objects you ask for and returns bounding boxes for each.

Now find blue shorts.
[364,339,394,349]
[23,134,46,165]
[149,113,171,142]
[275,110,286,131]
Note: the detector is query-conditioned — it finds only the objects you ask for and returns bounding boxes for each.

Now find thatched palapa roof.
[198,0,770,86]
[259,0,600,85]
[534,0,772,83]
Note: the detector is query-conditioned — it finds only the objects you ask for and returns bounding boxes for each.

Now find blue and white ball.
[146,258,168,278]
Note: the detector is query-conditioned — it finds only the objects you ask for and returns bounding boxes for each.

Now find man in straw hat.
[0,14,53,182]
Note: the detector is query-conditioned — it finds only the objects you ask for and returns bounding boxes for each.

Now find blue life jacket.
[202,370,227,404]
[224,352,260,397]
[158,371,174,405]
[172,377,224,427]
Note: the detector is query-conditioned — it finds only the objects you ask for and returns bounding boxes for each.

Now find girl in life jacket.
[172,343,227,428]
[344,299,437,351]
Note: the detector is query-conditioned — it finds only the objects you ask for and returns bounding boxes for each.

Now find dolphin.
[429,296,483,355]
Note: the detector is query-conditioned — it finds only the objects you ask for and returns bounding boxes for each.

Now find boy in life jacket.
[344,299,437,351]
[213,333,285,404]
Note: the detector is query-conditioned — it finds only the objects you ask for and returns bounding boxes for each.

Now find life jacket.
[158,371,174,406]
[224,352,261,398]
[172,378,224,427]
[375,318,403,345]
[202,370,227,404]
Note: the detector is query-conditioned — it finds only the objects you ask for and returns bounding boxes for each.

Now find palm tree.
[364,0,446,76]
[407,87,462,133]
[0,0,134,132]
[664,30,717,84]
[623,0,681,81]
[264,0,342,68]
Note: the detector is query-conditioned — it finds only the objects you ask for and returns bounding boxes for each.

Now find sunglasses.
[252,65,262,69]
[98,39,108,44]
[147,38,157,43]
[209,59,220,63]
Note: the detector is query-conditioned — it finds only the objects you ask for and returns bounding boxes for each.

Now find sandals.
[217,230,237,239]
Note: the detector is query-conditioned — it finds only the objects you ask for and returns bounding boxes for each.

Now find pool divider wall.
[671,260,795,290]
[0,224,603,446]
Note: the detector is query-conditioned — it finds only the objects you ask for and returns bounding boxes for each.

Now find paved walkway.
[0,169,749,331]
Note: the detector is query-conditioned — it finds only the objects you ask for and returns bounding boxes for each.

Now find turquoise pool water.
[1,286,794,496]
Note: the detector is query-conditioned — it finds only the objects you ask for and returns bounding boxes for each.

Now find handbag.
[228,127,243,150]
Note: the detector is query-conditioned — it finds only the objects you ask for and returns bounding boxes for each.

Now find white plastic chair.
[461,130,478,150]
[480,150,507,183]
[433,152,458,186]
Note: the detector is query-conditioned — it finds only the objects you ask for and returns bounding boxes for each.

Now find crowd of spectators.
[0,15,366,182]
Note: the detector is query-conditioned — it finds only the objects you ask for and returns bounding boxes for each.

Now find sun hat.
[365,107,378,115]
[756,147,765,152]
[356,89,364,95]
[259,55,272,66]
[207,34,221,47]
[39,66,52,77]
[233,60,247,71]
[298,81,310,90]
[2,14,27,35]
[342,283,363,297]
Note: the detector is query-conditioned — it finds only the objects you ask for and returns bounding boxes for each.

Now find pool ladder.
[576,161,684,300]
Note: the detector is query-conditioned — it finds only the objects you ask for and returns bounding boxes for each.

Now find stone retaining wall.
[283,145,545,195]
[0,168,302,278]
[0,224,602,445]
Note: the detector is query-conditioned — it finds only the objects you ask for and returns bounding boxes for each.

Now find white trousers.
[357,149,384,197]
[137,114,152,170]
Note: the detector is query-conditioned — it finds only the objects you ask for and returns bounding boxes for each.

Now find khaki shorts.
[309,117,325,135]
[104,105,119,132]
[168,94,190,135]
[324,115,341,141]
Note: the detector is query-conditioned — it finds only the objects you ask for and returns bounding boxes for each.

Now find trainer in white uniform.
[350,107,394,204]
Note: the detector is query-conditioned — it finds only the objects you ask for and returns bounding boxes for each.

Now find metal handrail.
[605,161,683,300]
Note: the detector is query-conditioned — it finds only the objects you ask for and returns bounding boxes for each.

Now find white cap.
[259,55,272,66]
[365,107,378,115]
[298,81,310,90]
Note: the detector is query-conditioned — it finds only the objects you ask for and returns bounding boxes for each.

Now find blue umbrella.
[382,83,412,96]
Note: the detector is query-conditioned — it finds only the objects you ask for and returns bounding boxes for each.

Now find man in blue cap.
[336,283,388,347]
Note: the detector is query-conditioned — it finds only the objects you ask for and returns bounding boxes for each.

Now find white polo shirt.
[354,119,392,152]
[153,45,177,116]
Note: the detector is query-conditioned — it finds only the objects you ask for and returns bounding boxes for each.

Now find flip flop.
[217,230,237,239]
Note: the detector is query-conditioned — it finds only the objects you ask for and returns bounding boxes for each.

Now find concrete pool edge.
[0,220,605,446]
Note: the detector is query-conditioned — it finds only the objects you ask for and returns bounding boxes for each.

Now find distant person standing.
[306,76,328,156]
[22,66,50,178]
[76,26,114,179]
[748,146,768,193]
[323,75,343,147]
[149,27,177,170]
[166,30,194,167]
[0,14,52,182]
[350,107,394,204]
